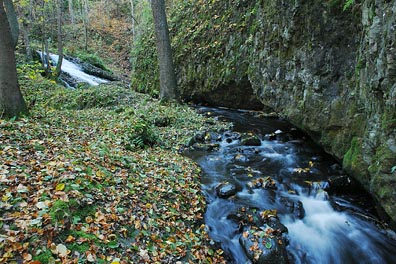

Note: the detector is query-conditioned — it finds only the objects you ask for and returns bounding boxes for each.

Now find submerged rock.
[279,196,305,219]
[234,154,249,163]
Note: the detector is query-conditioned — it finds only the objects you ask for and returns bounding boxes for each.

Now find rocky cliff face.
[248,0,396,223]
[133,0,396,223]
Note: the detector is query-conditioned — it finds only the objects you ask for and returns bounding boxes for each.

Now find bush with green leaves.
[124,118,158,150]
[75,52,111,72]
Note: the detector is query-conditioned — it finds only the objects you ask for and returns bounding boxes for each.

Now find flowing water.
[38,52,109,86]
[185,107,396,264]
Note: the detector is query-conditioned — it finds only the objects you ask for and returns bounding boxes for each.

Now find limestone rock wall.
[249,0,396,223]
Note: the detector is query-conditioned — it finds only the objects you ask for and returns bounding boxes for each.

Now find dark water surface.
[185,107,396,264]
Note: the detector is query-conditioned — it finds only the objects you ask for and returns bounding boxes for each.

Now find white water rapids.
[186,107,396,264]
[39,52,109,86]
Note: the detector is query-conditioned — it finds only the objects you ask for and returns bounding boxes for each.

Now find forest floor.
[0,80,228,263]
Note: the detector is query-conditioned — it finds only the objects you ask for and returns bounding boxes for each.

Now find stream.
[185,107,396,264]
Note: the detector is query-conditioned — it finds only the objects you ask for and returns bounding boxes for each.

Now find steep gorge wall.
[132,0,396,223]
[247,0,396,222]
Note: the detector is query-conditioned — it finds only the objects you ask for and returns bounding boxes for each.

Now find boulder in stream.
[191,142,220,151]
[247,177,277,190]
[239,222,288,264]
[215,182,237,198]
[279,196,305,219]
[241,133,262,146]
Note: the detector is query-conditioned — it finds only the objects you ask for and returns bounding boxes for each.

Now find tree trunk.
[0,0,28,118]
[150,0,179,101]
[68,0,74,24]
[55,0,63,77]
[44,38,51,76]
[82,0,89,51]
[16,2,32,61]
[130,0,135,39]
[3,0,18,47]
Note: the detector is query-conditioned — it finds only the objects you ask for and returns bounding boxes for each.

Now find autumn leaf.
[55,183,65,191]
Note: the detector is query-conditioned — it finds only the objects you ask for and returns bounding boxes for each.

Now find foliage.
[343,0,355,10]
[0,79,229,263]
[124,118,158,150]
[131,0,261,98]
[43,83,135,110]
[74,52,111,72]
[130,0,159,97]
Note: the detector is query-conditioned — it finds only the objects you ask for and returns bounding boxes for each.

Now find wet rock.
[59,72,80,88]
[247,177,277,190]
[65,55,119,81]
[223,131,241,141]
[191,143,219,151]
[227,207,265,228]
[241,133,262,146]
[239,224,288,264]
[187,132,205,146]
[216,182,237,198]
[234,154,249,162]
[279,196,305,219]
[329,163,343,174]
[288,127,307,141]
[327,175,354,194]
[299,181,329,198]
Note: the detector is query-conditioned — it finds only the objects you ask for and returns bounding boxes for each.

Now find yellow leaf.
[55,183,65,191]
[96,170,105,178]
[2,194,10,202]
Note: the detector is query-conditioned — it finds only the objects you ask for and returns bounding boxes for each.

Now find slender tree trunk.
[130,0,135,39]
[44,38,51,76]
[0,0,28,118]
[21,25,32,61]
[150,0,178,101]
[4,0,19,47]
[55,0,63,77]
[68,0,74,24]
[16,3,32,61]
[82,0,89,51]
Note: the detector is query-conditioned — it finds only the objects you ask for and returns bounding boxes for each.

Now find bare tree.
[150,0,178,101]
[68,0,74,24]
[16,1,33,61]
[0,0,28,118]
[82,0,89,51]
[55,0,63,77]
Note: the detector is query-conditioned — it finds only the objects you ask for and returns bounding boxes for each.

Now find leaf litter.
[0,82,228,263]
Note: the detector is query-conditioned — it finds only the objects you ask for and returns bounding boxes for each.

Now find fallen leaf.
[56,243,68,256]
[55,183,65,191]
[22,252,32,261]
